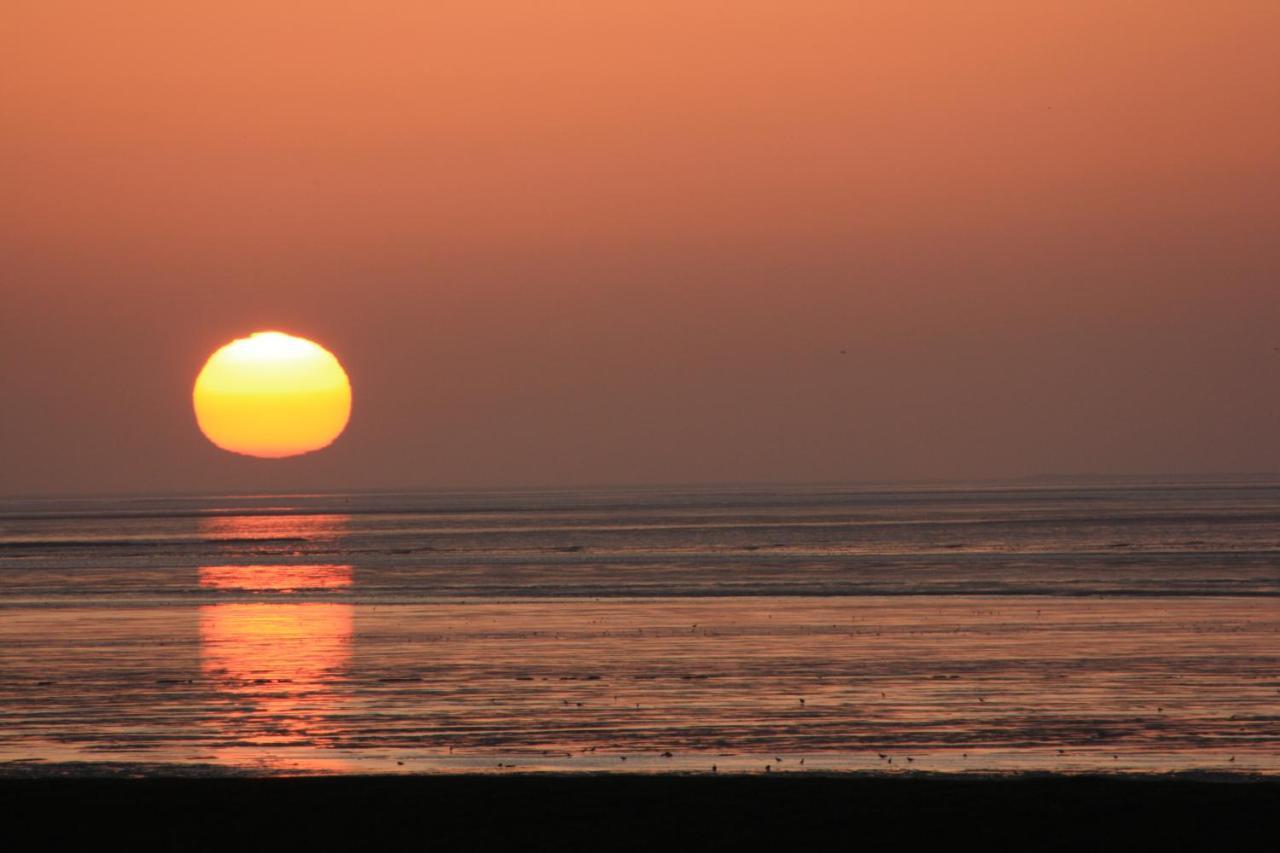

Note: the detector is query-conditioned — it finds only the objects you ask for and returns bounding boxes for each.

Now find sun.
[193,331,352,459]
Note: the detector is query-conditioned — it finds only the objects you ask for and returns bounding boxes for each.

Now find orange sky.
[2,1,1278,495]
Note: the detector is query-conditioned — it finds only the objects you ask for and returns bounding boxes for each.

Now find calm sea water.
[1,480,1277,775]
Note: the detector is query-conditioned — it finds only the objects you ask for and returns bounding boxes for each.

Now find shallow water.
[1,481,1277,775]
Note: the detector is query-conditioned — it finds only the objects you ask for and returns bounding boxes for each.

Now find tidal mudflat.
[2,483,1277,777]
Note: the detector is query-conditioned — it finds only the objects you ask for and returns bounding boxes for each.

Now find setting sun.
[193,331,352,458]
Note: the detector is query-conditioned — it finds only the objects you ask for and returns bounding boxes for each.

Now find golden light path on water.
[198,596,353,767]
[195,518,357,772]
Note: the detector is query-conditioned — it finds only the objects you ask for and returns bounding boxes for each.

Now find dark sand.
[6,772,1276,850]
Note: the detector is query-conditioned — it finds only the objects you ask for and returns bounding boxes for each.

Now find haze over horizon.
[8,470,1280,504]
[4,1,1278,497]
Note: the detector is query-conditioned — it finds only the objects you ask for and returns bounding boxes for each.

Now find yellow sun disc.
[193,331,352,459]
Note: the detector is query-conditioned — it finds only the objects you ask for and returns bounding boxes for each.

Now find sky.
[2,1,1278,496]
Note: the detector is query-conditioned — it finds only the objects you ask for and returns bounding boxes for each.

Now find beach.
[1,595,1276,776]
[2,481,1278,779]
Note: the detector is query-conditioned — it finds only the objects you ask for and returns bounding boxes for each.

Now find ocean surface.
[1,479,1277,776]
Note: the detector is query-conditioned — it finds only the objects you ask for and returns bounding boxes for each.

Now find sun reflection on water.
[199,598,353,701]
[196,513,356,768]
[199,512,352,544]
[199,563,354,593]
[199,594,353,765]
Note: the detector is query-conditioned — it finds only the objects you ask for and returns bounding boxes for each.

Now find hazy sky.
[3,1,1278,496]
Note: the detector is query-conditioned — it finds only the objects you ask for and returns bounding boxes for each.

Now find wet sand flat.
[2,595,1276,776]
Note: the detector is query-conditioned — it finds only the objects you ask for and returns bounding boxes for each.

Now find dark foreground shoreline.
[6,772,1278,850]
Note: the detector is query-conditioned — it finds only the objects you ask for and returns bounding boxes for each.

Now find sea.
[1,479,1277,776]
